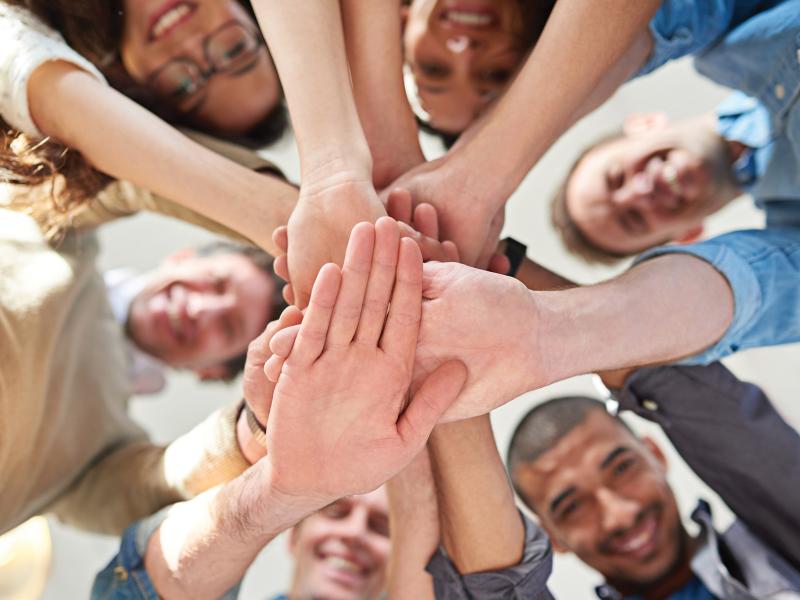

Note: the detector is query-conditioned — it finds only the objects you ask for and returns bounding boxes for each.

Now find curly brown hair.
[0,0,286,238]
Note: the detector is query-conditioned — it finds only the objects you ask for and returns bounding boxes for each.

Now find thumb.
[397,360,467,447]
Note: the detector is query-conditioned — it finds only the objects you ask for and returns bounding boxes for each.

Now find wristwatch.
[244,403,268,449]
[502,236,527,277]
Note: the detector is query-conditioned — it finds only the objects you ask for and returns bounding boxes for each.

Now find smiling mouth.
[318,553,372,587]
[606,510,661,560]
[441,6,498,29]
[149,1,197,42]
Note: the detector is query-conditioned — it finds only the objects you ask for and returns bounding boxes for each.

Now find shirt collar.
[715,92,774,189]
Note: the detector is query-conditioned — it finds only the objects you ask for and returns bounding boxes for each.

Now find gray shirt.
[426,363,800,598]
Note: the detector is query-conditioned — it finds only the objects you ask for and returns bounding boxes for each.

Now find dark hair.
[416,116,459,150]
[193,241,288,381]
[506,395,633,509]
[0,0,287,227]
[550,130,632,265]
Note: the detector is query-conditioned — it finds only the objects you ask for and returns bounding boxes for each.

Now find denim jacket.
[91,506,241,600]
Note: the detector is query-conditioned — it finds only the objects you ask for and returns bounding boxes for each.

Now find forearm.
[27,61,294,254]
[145,464,317,600]
[386,449,438,600]
[447,0,658,204]
[429,416,524,574]
[341,0,424,188]
[536,254,734,385]
[252,1,372,181]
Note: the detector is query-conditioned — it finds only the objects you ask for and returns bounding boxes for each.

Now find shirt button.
[775,83,786,100]
[113,566,129,581]
[641,399,659,412]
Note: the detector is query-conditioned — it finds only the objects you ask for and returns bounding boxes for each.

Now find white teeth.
[325,556,361,574]
[446,11,492,26]
[620,530,650,552]
[153,4,191,39]
[167,301,181,338]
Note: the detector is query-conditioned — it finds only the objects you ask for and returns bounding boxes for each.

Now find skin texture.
[403,0,536,134]
[513,411,694,597]
[119,0,280,133]
[566,113,742,255]
[288,489,391,600]
[144,220,465,600]
[127,250,273,376]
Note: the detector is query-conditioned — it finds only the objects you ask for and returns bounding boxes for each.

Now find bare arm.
[341,0,425,188]
[385,449,438,600]
[27,61,295,255]
[429,416,524,573]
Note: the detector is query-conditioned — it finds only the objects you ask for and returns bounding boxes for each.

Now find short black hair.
[506,396,633,509]
[194,241,288,381]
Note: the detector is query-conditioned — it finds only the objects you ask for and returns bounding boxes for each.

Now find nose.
[612,172,653,209]
[596,488,640,533]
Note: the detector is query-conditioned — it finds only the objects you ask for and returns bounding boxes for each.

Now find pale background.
[31,58,800,599]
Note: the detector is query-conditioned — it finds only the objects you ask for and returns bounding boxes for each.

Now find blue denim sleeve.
[91,507,241,600]
[636,0,735,77]
[634,227,800,364]
[425,512,554,599]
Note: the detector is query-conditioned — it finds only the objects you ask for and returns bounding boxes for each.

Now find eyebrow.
[418,84,447,95]
[549,486,577,515]
[600,446,631,470]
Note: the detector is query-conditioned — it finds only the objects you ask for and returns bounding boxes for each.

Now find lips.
[606,511,660,560]
[440,4,499,29]
[318,551,373,588]
[148,1,197,42]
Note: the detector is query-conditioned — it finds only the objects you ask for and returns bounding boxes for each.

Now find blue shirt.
[627,576,716,600]
[634,0,800,364]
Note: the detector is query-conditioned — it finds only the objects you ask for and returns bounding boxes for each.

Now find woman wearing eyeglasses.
[0,0,294,254]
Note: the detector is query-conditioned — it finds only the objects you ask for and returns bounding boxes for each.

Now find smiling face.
[288,489,391,600]
[565,113,741,256]
[119,0,281,134]
[127,250,274,375]
[513,411,690,592]
[403,0,545,134]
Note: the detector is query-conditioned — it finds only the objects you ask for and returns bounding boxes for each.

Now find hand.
[266,217,467,502]
[383,158,507,268]
[414,261,543,421]
[275,188,460,306]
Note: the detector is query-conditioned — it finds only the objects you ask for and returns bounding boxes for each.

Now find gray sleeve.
[425,512,555,599]
[615,363,800,568]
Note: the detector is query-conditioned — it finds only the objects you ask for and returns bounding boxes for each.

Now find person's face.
[403,0,535,134]
[120,0,280,134]
[289,489,391,600]
[513,411,690,591]
[128,251,274,378]
[566,114,740,255]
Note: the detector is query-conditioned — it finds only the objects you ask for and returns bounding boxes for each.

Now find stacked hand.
[262,217,467,503]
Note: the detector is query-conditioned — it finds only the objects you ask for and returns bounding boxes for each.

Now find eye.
[321,500,351,519]
[369,515,390,538]
[481,69,511,84]
[626,209,646,231]
[613,458,635,477]
[559,498,582,521]
[419,62,450,79]
[606,165,624,190]
[171,77,199,100]
[224,39,248,60]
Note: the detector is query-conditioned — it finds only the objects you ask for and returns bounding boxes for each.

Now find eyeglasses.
[146,20,266,113]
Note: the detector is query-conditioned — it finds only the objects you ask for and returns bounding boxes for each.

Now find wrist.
[301,144,373,190]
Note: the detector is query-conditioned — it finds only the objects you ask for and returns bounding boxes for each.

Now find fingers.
[326,222,375,347]
[385,188,413,224]
[282,283,295,306]
[397,360,468,447]
[266,323,302,382]
[413,203,438,239]
[379,237,422,359]
[273,226,288,253]
[290,263,342,365]
[355,217,401,345]
[274,254,289,282]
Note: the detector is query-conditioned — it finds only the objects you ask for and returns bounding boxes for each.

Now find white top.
[0,4,106,137]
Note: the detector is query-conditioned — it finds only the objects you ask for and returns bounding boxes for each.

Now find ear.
[622,112,670,136]
[538,520,568,553]
[165,247,196,264]
[674,224,704,244]
[641,436,668,470]
[192,364,231,381]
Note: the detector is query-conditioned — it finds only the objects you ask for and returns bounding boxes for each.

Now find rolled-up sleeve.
[426,513,554,599]
[634,227,800,364]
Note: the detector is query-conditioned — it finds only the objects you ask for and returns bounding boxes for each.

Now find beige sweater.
[0,208,255,535]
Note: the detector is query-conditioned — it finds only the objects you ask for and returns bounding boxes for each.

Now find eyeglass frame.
[144,19,267,113]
